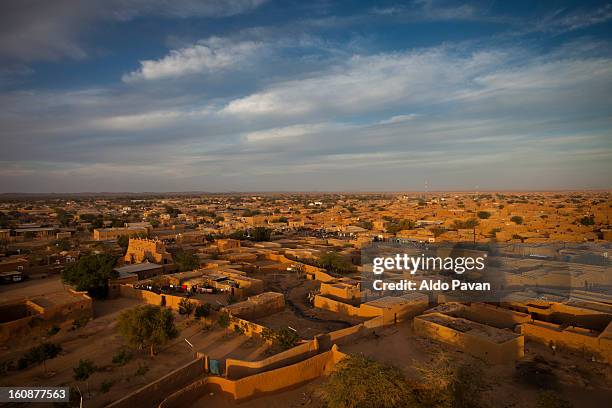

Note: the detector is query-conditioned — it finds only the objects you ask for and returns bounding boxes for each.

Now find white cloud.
[221,49,503,117]
[244,123,346,143]
[221,45,611,122]
[379,114,420,125]
[91,110,184,130]
[123,37,263,82]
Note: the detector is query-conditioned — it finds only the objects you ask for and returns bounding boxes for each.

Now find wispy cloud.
[534,4,612,33]
[372,0,478,21]
[123,37,264,82]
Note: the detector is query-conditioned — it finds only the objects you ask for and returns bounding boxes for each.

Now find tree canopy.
[117,305,178,356]
[386,219,416,234]
[323,354,414,408]
[477,211,491,219]
[61,253,118,298]
[174,250,199,272]
[510,215,524,225]
[178,298,195,317]
[318,251,355,274]
[451,218,480,230]
[413,353,489,408]
[73,359,96,382]
[251,227,272,241]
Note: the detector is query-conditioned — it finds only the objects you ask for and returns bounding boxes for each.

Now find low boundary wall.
[414,314,524,364]
[119,285,201,311]
[226,338,319,379]
[520,321,611,363]
[106,356,205,408]
[159,346,346,407]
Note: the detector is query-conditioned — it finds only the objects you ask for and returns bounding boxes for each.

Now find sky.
[0,0,611,193]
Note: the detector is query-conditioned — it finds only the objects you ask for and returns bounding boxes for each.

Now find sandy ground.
[0,287,270,408]
[192,377,326,408]
[254,309,348,340]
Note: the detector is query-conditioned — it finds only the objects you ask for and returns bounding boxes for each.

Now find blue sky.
[0,0,611,192]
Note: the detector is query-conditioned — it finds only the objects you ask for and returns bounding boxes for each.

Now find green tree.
[194,304,211,320]
[465,218,480,229]
[178,298,195,318]
[73,359,96,397]
[54,208,73,227]
[117,305,178,357]
[218,312,231,332]
[164,206,180,218]
[578,215,595,226]
[510,215,524,225]
[111,348,133,366]
[117,234,130,250]
[251,227,272,242]
[273,327,300,350]
[323,354,414,408]
[61,254,118,298]
[386,219,415,234]
[477,211,491,219]
[318,251,354,274]
[174,251,199,272]
[414,353,489,408]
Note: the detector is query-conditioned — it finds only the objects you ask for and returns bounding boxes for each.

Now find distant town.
[0,191,610,407]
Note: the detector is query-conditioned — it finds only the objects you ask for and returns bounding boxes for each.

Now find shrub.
[477,211,491,219]
[174,251,199,272]
[18,342,62,372]
[217,312,230,329]
[135,363,149,376]
[112,348,133,366]
[272,327,300,350]
[100,379,115,393]
[510,215,524,225]
[194,304,211,320]
[178,298,195,317]
[414,353,490,408]
[323,354,413,408]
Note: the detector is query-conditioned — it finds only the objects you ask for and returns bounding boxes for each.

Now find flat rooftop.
[366,293,427,308]
[28,290,89,309]
[114,263,162,273]
[417,312,520,343]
